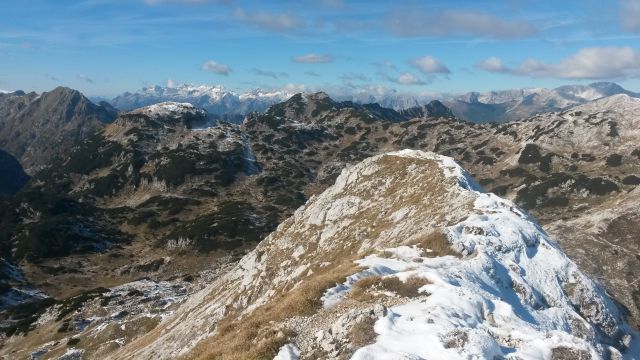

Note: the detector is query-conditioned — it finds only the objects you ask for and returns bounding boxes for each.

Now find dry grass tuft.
[350,274,431,301]
[409,231,461,258]
[380,276,431,298]
[347,316,377,348]
[350,275,383,302]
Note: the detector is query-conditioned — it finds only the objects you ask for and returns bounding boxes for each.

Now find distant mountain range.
[109,84,296,123]
[106,82,639,124]
[443,82,640,123]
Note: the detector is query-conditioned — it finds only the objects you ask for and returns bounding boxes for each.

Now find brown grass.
[186,262,359,360]
[409,231,461,258]
[350,274,431,301]
[347,316,377,348]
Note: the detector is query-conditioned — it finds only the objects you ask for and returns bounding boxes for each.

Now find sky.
[1,0,640,97]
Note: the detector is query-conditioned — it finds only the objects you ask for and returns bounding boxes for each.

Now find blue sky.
[1,0,640,96]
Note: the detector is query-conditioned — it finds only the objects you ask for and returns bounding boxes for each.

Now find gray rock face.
[0,87,118,173]
[400,100,455,119]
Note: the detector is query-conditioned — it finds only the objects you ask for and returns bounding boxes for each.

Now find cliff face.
[111,150,639,360]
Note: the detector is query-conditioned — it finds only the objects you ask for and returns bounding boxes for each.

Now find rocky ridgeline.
[0,87,118,173]
[109,151,640,359]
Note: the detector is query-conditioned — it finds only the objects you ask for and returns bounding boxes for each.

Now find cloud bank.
[477,47,640,80]
[201,60,232,75]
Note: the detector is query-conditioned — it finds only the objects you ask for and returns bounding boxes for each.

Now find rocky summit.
[0,87,118,173]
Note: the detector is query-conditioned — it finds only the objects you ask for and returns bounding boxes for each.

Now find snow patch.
[273,343,300,360]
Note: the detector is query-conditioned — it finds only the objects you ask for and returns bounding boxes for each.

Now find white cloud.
[293,53,334,63]
[392,72,426,85]
[77,74,95,83]
[388,9,537,39]
[166,79,176,87]
[234,8,301,32]
[283,83,307,93]
[201,60,232,75]
[410,56,451,74]
[340,72,370,82]
[621,0,640,32]
[252,68,288,79]
[475,57,509,73]
[475,47,640,80]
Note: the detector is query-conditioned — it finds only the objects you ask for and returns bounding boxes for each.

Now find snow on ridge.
[131,101,207,120]
[346,210,637,358]
[318,150,638,359]
[574,93,640,110]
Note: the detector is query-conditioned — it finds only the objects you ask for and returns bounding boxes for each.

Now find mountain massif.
[0,87,118,173]
[443,82,640,123]
[109,84,296,123]
[0,88,639,359]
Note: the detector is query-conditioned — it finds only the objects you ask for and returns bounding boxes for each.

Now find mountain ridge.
[108,150,640,359]
[0,86,118,173]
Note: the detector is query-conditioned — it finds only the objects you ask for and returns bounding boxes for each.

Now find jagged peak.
[400,100,456,119]
[45,86,83,98]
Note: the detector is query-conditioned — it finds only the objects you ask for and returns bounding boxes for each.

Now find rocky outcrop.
[400,100,455,119]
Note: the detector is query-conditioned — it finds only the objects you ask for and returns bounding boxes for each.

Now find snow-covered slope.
[444,82,640,123]
[111,150,639,359]
[124,101,213,128]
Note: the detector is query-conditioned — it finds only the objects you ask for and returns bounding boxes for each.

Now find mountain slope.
[111,150,639,359]
[444,82,640,123]
[0,149,28,197]
[0,87,118,173]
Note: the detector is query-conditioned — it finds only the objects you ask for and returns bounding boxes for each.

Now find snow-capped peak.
[138,101,199,117]
[120,101,210,128]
